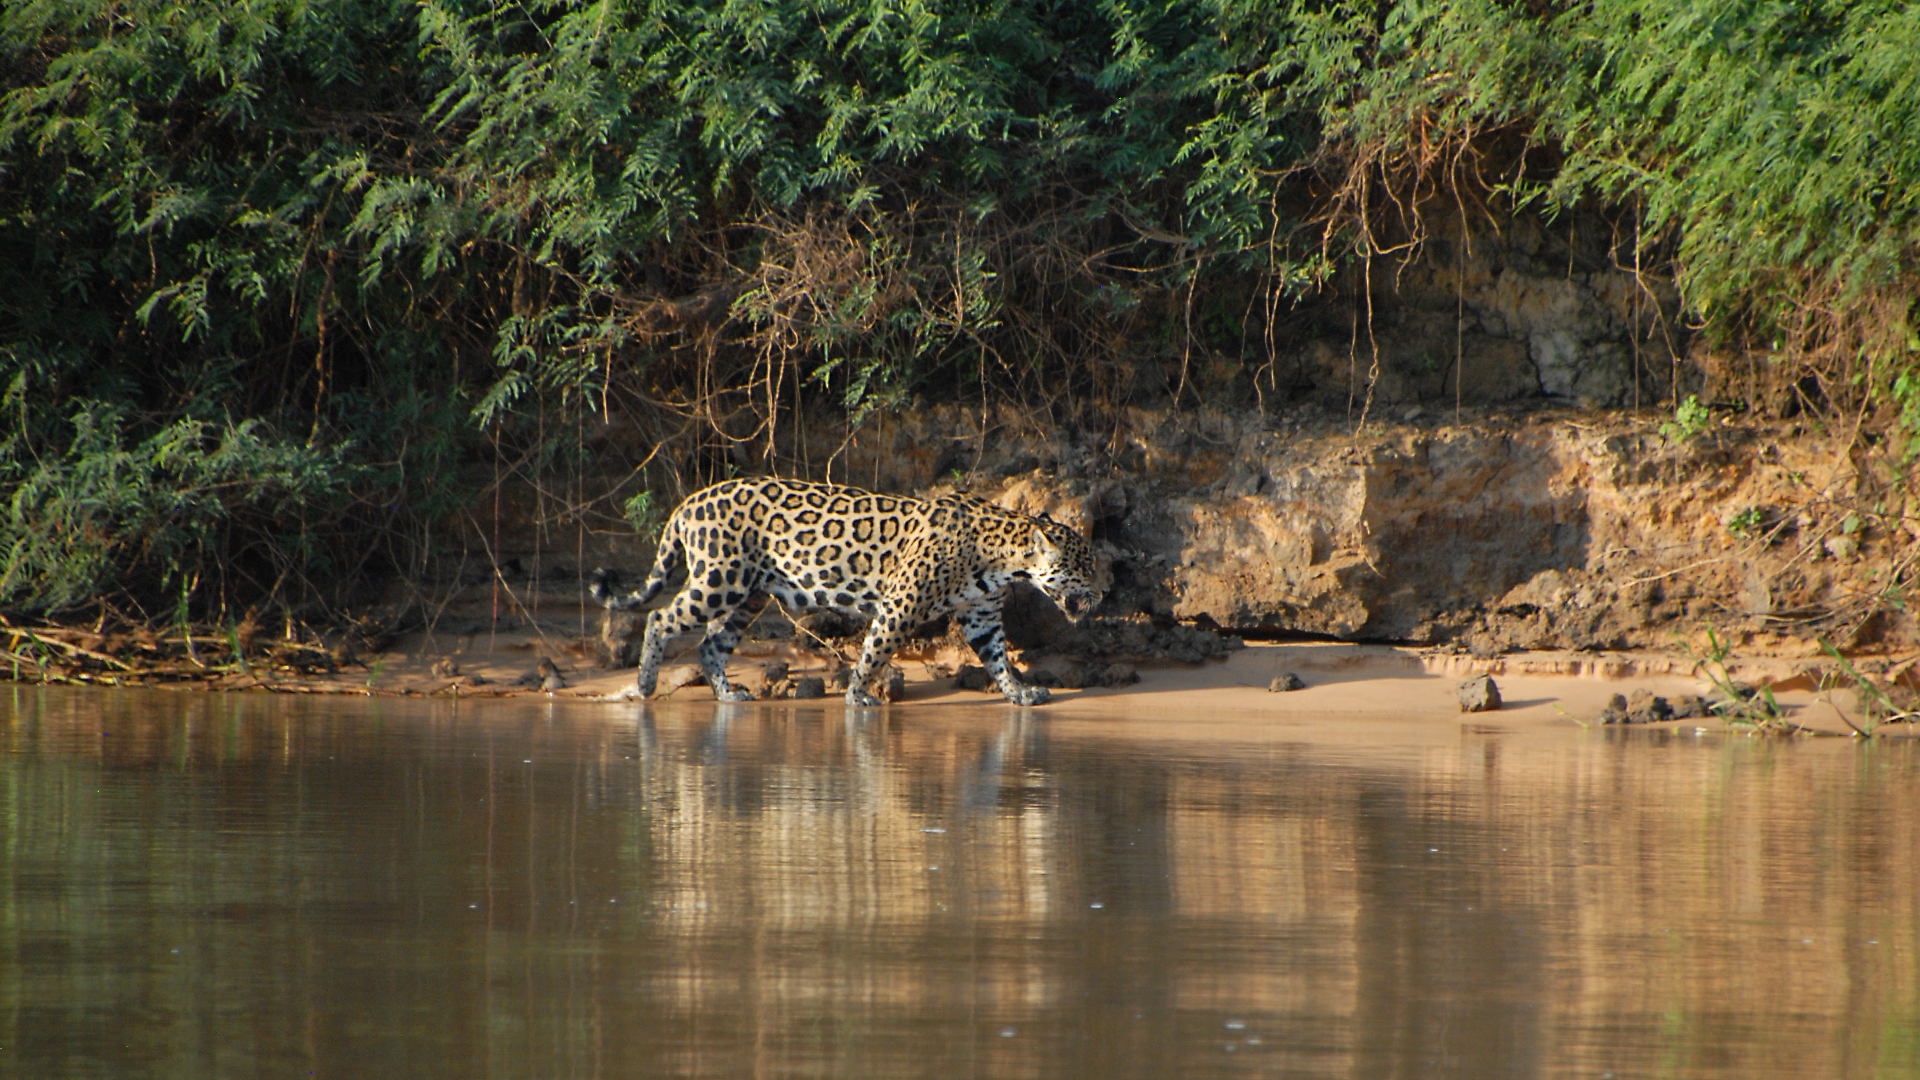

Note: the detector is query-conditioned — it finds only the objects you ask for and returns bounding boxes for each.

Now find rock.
[884,667,907,701]
[1706,681,1783,721]
[759,661,792,698]
[1598,692,1630,724]
[1026,668,1063,688]
[431,657,460,678]
[599,606,644,668]
[1705,682,1759,716]
[540,672,567,692]
[954,665,993,692]
[1626,689,1673,724]
[790,676,826,699]
[1269,673,1306,692]
[1008,615,1242,665]
[1458,674,1502,712]
[1000,582,1078,649]
[1063,662,1141,689]
[1667,695,1710,719]
[1167,640,1206,664]
[829,666,852,691]
[464,674,489,687]
[514,670,544,687]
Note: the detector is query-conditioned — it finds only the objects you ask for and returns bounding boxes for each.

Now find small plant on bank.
[1687,627,1792,733]
[1817,638,1920,737]
[1660,395,1713,441]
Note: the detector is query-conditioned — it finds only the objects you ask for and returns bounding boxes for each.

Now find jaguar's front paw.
[1006,683,1052,707]
[845,689,886,708]
[636,673,659,697]
[715,686,755,703]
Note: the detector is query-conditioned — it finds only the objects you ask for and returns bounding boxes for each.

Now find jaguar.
[591,477,1100,707]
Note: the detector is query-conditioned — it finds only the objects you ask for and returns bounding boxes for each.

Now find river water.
[3,686,1917,1078]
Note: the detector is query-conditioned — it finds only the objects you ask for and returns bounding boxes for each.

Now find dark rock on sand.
[1626,689,1673,724]
[1599,693,1630,723]
[1458,674,1502,712]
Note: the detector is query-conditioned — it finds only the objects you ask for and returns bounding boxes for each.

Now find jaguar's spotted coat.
[591,478,1100,707]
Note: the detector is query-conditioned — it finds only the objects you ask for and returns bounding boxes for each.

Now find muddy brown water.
[3,686,1917,1079]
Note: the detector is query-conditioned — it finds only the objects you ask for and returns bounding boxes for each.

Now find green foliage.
[1817,637,1920,735]
[1529,0,1920,326]
[621,490,667,543]
[0,398,350,612]
[1690,626,1789,732]
[1286,0,1920,410]
[1894,369,1920,460]
[0,0,1914,617]
[1660,395,1712,441]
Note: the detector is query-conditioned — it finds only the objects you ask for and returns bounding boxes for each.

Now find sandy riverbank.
[260,633,1885,737]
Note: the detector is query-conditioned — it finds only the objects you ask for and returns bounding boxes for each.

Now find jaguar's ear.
[1038,510,1054,522]
[1033,525,1061,555]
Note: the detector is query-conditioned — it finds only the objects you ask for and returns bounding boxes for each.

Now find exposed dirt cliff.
[738,401,1917,667]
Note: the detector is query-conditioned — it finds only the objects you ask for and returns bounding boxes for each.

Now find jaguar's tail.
[590,526,683,611]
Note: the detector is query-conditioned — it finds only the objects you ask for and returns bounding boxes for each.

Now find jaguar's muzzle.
[1059,589,1097,621]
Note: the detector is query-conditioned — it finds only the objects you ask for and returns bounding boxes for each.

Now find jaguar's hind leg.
[635,560,757,699]
[634,595,705,697]
[845,609,914,708]
[698,598,761,703]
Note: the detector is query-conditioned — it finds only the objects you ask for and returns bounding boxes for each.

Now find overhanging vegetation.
[2,0,1915,620]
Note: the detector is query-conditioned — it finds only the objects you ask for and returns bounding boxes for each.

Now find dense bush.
[1337,0,1920,411]
[1,0,1913,618]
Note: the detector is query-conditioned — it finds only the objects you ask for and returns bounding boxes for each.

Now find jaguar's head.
[1029,518,1101,621]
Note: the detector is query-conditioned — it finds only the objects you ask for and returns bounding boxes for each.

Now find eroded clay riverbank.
[264,405,1908,667]
[122,630,1893,739]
